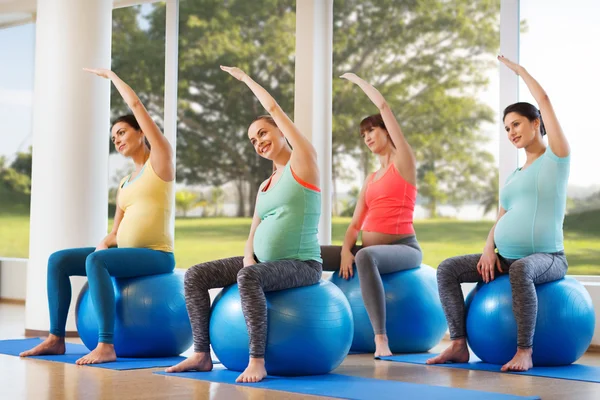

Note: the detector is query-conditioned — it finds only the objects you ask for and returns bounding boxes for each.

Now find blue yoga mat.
[379,353,600,383]
[0,338,192,370]
[155,366,539,400]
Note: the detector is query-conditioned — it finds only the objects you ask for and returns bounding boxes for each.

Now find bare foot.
[501,348,533,372]
[236,358,267,383]
[19,334,66,357]
[426,339,470,364]
[75,343,116,365]
[165,352,213,373]
[374,334,393,358]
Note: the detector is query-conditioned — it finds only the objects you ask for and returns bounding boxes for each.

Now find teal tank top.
[494,146,570,259]
[253,162,322,263]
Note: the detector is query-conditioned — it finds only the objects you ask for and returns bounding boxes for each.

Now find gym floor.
[1,302,598,400]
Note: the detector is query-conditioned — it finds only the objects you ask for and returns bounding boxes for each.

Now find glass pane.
[0,24,35,259]
[172,0,297,268]
[109,3,165,227]
[332,0,501,269]
[519,0,600,275]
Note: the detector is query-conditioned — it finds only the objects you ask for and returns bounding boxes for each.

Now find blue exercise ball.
[76,270,193,357]
[209,280,353,376]
[329,264,447,353]
[466,275,595,365]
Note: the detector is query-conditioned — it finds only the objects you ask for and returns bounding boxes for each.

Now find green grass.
[1,214,599,275]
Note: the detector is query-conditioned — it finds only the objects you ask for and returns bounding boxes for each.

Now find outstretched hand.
[83,68,114,79]
[220,65,248,81]
[498,55,523,75]
[339,72,364,85]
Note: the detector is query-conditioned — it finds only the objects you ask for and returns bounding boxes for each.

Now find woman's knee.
[354,248,377,272]
[436,258,459,279]
[509,260,533,285]
[84,252,105,275]
[236,266,261,288]
[47,250,72,273]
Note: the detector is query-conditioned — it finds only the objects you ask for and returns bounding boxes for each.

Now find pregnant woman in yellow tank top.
[20,68,176,364]
[166,65,323,383]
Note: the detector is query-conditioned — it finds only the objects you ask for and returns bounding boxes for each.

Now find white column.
[164,0,179,238]
[294,0,334,245]
[499,0,520,188]
[26,0,112,334]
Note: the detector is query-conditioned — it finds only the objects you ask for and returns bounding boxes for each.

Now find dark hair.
[359,114,386,135]
[111,114,151,149]
[503,102,546,137]
[359,113,395,148]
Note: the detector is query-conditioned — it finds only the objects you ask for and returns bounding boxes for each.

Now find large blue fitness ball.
[209,280,353,376]
[466,275,595,365]
[330,264,447,353]
[76,271,193,357]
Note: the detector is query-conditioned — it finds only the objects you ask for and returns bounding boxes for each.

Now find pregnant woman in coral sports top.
[427,56,571,372]
[321,72,423,358]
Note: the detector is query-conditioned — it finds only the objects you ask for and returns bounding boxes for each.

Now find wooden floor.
[1,302,598,400]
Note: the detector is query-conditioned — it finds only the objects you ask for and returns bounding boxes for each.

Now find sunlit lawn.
[1,215,598,275]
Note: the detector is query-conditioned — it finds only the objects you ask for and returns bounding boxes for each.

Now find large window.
[114,1,297,268]
[109,3,165,221]
[173,0,297,268]
[0,23,35,258]
[519,0,600,275]
[331,0,501,269]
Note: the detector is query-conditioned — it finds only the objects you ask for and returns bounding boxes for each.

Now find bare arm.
[97,191,125,250]
[220,66,319,187]
[84,68,175,181]
[478,206,506,282]
[498,56,570,157]
[342,179,370,253]
[340,72,417,185]
[339,177,370,279]
[243,188,264,266]
[484,206,506,252]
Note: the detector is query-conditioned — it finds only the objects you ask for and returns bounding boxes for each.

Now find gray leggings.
[184,257,322,358]
[321,236,423,335]
[437,251,568,348]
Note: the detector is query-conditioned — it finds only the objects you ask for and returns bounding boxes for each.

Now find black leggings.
[436,251,568,348]
[184,257,322,357]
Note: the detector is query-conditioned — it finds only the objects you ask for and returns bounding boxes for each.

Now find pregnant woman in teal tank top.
[166,66,322,383]
[427,56,571,372]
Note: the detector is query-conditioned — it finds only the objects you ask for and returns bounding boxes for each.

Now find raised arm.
[84,68,175,181]
[340,72,416,184]
[220,66,319,187]
[498,56,570,157]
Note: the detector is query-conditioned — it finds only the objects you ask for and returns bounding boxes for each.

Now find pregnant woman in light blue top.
[427,56,571,372]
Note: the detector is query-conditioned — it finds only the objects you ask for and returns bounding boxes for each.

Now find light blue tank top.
[494,146,570,259]
[253,162,322,263]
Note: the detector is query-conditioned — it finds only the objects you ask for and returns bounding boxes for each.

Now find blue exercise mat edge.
[0,338,202,370]
[379,352,600,383]
[154,366,540,400]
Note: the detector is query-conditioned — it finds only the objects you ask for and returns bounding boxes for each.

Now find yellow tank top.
[116,159,174,252]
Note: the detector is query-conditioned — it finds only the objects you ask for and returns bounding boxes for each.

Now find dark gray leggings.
[437,251,568,348]
[184,257,322,358]
[321,236,423,335]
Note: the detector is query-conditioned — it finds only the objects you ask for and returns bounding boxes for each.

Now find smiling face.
[503,112,540,149]
[111,121,145,157]
[247,118,285,160]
